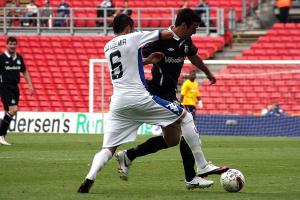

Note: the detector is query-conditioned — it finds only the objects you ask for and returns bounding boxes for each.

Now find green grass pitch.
[0,134,300,200]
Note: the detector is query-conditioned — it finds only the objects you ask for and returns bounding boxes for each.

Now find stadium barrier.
[6,111,159,135]
[5,112,300,137]
[196,115,300,137]
[0,7,235,35]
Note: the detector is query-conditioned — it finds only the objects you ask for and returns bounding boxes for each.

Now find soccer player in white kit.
[77,14,213,193]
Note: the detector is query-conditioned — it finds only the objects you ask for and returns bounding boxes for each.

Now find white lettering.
[164,57,184,64]
[5,66,21,70]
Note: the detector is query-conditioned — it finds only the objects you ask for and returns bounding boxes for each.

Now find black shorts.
[0,84,20,111]
[147,81,177,102]
[184,105,196,119]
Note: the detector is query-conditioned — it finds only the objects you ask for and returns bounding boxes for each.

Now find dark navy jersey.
[0,52,26,84]
[142,37,198,101]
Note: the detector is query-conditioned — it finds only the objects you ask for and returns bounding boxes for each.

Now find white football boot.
[197,161,229,177]
[115,150,131,181]
[185,176,214,190]
[0,136,12,146]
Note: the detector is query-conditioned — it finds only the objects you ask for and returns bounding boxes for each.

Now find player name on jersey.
[104,39,127,52]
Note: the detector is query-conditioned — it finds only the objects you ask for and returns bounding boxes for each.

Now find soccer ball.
[220,169,245,192]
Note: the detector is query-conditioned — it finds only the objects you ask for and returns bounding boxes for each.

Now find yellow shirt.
[181,79,200,106]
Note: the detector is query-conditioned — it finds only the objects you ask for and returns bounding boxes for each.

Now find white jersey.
[104,30,160,110]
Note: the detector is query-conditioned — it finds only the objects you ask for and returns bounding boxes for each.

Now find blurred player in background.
[276,0,291,23]
[0,36,34,145]
[181,70,203,118]
[116,8,228,190]
[77,13,214,193]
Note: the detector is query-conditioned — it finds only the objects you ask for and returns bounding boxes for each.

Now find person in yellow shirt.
[276,0,292,23]
[181,71,202,118]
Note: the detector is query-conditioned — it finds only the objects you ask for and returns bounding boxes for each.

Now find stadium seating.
[238,23,300,60]
[0,35,224,112]
[199,23,300,115]
[32,0,252,28]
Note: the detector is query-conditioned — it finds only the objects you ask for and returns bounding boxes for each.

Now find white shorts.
[103,95,184,147]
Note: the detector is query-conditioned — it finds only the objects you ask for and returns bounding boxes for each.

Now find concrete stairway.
[198,31,266,80]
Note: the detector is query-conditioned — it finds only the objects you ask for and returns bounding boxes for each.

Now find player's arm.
[137,30,173,48]
[160,30,173,40]
[22,69,34,96]
[197,96,203,108]
[143,52,165,65]
[20,56,34,96]
[188,55,216,85]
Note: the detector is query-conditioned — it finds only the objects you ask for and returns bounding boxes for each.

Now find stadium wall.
[196,115,300,137]
[4,112,300,137]
[4,112,160,135]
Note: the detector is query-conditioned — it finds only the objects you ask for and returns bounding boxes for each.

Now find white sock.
[86,148,113,180]
[181,112,208,171]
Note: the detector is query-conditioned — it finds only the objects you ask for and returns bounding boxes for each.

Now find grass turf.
[0,134,300,200]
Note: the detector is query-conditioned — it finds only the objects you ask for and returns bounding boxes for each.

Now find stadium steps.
[208,31,263,75]
[197,23,300,115]
[233,31,265,43]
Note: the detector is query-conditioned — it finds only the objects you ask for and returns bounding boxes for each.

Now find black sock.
[0,112,13,137]
[180,137,196,182]
[126,136,168,161]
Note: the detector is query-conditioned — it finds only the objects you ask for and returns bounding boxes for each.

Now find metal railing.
[0,7,236,35]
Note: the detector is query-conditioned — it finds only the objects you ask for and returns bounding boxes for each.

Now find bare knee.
[162,122,182,147]
[8,106,18,116]
[165,136,180,147]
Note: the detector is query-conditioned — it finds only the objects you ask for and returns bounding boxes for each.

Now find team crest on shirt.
[17,59,21,65]
[184,44,189,54]
[168,48,174,51]
[11,99,16,104]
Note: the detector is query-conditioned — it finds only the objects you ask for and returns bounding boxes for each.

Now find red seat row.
[197,23,300,115]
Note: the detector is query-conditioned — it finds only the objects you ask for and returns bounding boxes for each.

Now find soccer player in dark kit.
[116,8,228,189]
[0,36,34,145]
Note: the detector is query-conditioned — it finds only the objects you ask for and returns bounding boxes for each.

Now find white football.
[220,169,245,192]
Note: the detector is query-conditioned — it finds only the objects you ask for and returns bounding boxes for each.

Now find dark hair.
[175,8,201,28]
[113,13,134,34]
[7,36,17,44]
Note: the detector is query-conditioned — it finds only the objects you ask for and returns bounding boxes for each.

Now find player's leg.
[117,111,215,188]
[181,112,229,178]
[78,113,141,193]
[116,121,183,181]
[179,112,214,189]
[0,86,19,145]
[116,97,213,188]
[116,96,184,180]
[161,116,182,147]
[125,136,169,162]
[78,146,116,193]
[180,137,196,182]
[180,105,197,181]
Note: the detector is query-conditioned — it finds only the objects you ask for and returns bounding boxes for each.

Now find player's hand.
[207,74,216,85]
[198,100,203,108]
[160,30,174,40]
[146,52,165,64]
[29,85,34,96]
